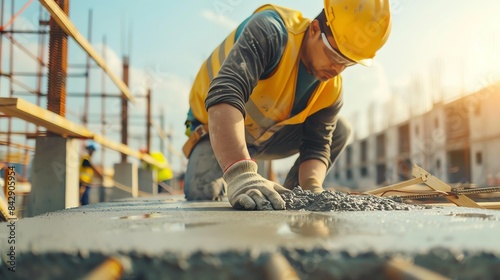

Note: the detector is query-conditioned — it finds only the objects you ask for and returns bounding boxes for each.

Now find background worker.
[183,0,392,210]
[79,142,103,205]
[140,148,174,193]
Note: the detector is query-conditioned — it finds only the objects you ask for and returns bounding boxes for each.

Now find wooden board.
[412,165,483,208]
[364,164,483,209]
[0,98,93,138]
[364,177,424,195]
[0,98,166,168]
[0,195,15,221]
[385,258,450,280]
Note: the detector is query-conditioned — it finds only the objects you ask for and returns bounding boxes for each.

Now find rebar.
[46,0,69,117]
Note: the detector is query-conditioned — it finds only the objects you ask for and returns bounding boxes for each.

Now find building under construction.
[1,1,500,279]
[330,83,500,191]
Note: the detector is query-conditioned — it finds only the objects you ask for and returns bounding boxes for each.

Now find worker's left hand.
[297,160,327,194]
[300,178,325,193]
[302,185,324,194]
[223,160,290,210]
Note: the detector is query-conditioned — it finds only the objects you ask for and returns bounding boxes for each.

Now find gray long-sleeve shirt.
[204,10,343,167]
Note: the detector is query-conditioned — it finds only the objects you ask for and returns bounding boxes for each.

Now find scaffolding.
[1,0,178,172]
[0,0,46,180]
[0,1,182,214]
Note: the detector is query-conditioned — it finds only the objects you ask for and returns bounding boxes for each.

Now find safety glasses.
[319,23,356,67]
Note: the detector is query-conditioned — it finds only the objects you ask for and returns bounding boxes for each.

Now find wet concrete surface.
[1,195,499,279]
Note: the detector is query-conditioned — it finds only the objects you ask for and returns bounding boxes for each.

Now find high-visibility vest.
[189,4,342,145]
[80,155,93,184]
[150,152,173,182]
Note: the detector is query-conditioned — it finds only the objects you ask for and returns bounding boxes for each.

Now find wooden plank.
[0,98,94,138]
[412,164,483,208]
[0,140,35,150]
[364,177,424,195]
[264,253,300,280]
[82,257,126,280]
[385,258,450,280]
[427,177,483,208]
[0,195,15,222]
[93,135,168,169]
[0,166,16,221]
[38,0,135,103]
[0,98,166,168]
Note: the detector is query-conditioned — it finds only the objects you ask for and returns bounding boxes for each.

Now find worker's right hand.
[223,160,290,210]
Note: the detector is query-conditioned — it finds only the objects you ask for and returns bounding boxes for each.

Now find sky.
[1,0,500,173]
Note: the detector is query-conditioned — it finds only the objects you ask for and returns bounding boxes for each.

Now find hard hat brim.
[358,58,373,67]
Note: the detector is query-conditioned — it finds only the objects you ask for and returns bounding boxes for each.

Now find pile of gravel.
[281,187,430,211]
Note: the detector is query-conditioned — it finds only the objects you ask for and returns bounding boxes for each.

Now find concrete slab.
[1,195,499,279]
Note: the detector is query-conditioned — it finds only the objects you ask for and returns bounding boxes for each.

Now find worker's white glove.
[223,160,290,210]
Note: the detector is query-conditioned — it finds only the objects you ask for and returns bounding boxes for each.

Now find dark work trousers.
[184,116,352,201]
[80,184,90,205]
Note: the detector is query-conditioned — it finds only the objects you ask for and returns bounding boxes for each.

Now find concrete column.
[28,136,79,217]
[110,162,138,200]
[138,168,157,195]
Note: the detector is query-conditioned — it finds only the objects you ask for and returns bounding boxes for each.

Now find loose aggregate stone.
[281,187,431,211]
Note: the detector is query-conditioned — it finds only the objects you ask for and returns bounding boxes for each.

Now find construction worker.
[183,0,392,210]
[79,142,102,205]
[140,148,174,193]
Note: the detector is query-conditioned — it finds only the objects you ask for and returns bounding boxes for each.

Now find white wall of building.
[469,83,500,186]
[385,125,400,185]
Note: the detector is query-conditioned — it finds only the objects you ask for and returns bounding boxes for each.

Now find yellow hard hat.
[324,0,392,66]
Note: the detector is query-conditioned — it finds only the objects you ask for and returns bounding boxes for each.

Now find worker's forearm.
[299,159,327,188]
[208,103,250,171]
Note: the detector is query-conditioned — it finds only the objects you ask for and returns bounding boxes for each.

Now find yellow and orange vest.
[189,4,342,145]
[79,155,94,184]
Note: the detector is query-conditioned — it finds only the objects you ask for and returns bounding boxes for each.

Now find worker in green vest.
[150,151,173,193]
[140,148,174,193]
[183,0,392,210]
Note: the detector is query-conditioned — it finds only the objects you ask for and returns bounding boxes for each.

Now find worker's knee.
[184,138,225,201]
[327,117,353,171]
[283,159,300,190]
[184,177,226,201]
[334,116,353,147]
